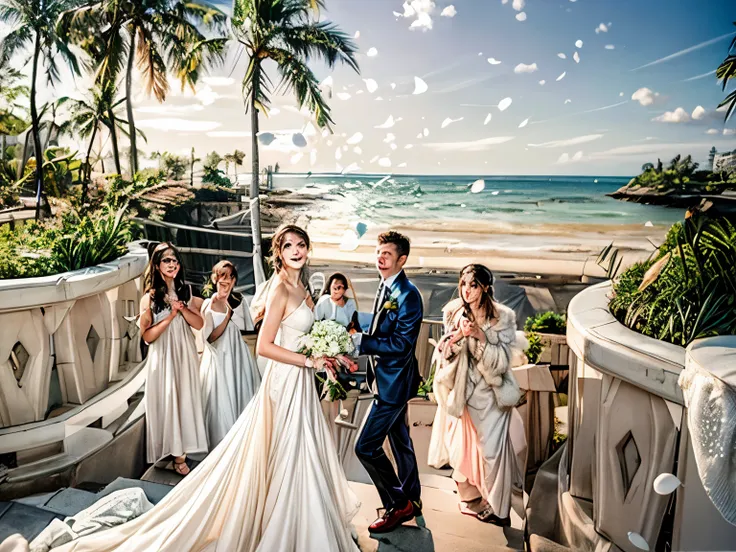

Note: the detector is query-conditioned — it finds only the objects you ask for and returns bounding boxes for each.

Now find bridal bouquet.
[298,320,358,401]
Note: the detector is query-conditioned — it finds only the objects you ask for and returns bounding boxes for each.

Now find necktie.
[372,282,385,314]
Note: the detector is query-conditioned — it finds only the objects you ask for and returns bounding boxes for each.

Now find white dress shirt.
[352,271,402,351]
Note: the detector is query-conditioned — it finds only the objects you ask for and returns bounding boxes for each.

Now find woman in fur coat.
[428,264,528,526]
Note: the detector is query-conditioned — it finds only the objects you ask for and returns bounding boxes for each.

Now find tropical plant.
[716,21,736,122]
[0,0,83,219]
[202,150,230,186]
[524,331,544,364]
[231,0,360,278]
[224,149,246,181]
[60,0,228,175]
[609,215,736,346]
[524,311,567,335]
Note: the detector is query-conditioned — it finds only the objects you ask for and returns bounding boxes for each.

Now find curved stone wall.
[0,244,148,428]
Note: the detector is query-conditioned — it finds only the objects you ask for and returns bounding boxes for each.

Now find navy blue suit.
[355,271,423,509]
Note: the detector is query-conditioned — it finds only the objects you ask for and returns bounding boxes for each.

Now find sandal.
[173,457,190,476]
[477,505,510,526]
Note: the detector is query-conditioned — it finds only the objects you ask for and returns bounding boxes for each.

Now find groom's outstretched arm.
[360,291,423,357]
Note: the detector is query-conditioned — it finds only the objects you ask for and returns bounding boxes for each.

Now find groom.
[351,231,424,533]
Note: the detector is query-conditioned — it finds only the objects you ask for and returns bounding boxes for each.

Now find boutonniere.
[383,290,399,311]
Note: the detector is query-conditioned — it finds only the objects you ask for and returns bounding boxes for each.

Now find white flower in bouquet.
[298,320,355,358]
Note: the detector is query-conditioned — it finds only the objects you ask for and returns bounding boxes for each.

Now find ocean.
[270,173,684,228]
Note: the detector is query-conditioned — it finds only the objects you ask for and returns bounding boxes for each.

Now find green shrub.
[609,214,736,346]
[524,311,567,335]
[525,331,544,364]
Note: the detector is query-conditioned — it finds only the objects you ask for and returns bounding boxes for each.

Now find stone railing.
[527,282,736,552]
[0,243,148,429]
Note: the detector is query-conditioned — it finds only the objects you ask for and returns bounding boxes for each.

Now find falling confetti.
[337,92,351,100]
[391,82,397,89]
[390,143,398,150]
[354,31,360,39]
[512,0,525,9]
[605,45,615,50]
[595,23,608,34]
[644,221,654,227]
[367,47,378,57]
[416,132,423,139]
[342,162,361,174]
[339,230,360,251]
[556,71,566,81]
[487,57,502,65]
[572,151,583,161]
[378,157,392,168]
[539,80,546,85]
[384,133,396,143]
[484,113,492,125]
[353,146,362,154]
[413,76,428,95]
[335,148,342,160]
[441,117,463,128]
[498,97,513,111]
[310,150,317,165]
[441,5,457,17]
[516,12,527,21]
[573,51,580,63]
[423,128,430,137]
[469,179,485,193]
[518,118,529,128]
[363,78,378,93]
[564,99,572,104]
[557,53,567,59]
[347,132,363,145]
[575,39,583,48]
[369,155,380,163]
[398,162,407,168]
[375,115,396,129]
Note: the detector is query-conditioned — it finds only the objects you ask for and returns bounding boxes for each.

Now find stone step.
[0,501,61,543]
[98,477,173,505]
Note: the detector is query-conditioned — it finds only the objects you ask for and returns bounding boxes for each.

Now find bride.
[49,225,361,551]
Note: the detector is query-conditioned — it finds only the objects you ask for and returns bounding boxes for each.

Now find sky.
[3,0,736,175]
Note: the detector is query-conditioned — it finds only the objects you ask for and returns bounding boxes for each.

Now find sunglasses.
[161,258,179,265]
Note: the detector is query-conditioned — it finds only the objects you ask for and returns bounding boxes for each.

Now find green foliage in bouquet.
[609,215,736,346]
[524,311,567,335]
[524,331,544,364]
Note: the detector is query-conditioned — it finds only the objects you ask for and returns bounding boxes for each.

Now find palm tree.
[231,149,245,182]
[189,147,200,186]
[716,21,736,123]
[60,0,228,175]
[232,0,359,281]
[59,80,141,200]
[0,0,82,218]
[223,152,233,178]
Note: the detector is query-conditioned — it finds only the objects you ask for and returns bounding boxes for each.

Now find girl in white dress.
[139,242,208,477]
[48,226,360,552]
[314,273,358,327]
[428,264,527,526]
[200,261,261,448]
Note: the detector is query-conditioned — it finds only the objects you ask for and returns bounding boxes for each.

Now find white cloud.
[441,5,456,17]
[556,153,569,164]
[136,104,204,115]
[631,87,661,106]
[605,45,615,50]
[529,134,604,148]
[202,77,234,87]
[595,23,608,34]
[556,151,585,164]
[589,142,717,160]
[395,0,437,31]
[514,62,538,74]
[516,12,527,21]
[706,128,720,135]
[423,136,515,152]
[512,0,525,10]
[724,129,736,136]
[337,92,352,100]
[652,107,691,123]
[195,86,219,106]
[692,105,706,120]
[207,130,253,138]
[138,118,221,132]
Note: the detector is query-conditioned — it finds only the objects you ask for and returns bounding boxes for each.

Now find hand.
[171,300,185,314]
[313,356,338,373]
[335,354,359,373]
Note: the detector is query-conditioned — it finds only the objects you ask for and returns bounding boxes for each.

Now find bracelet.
[304,357,314,369]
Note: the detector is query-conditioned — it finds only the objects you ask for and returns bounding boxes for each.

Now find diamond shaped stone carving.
[9,341,29,386]
[616,430,641,496]
[86,326,100,362]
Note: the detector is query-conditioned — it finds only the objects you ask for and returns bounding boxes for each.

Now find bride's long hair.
[458,264,497,322]
[252,225,312,329]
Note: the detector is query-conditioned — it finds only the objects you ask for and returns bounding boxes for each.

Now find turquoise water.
[272,174,685,227]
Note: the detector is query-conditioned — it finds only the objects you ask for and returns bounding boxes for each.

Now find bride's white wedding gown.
[53,300,361,552]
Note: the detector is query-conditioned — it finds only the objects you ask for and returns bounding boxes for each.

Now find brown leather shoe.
[368,500,415,533]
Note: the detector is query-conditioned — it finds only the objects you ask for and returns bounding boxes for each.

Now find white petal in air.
[337,92,351,101]
[335,148,342,160]
[572,151,583,161]
[353,146,362,154]
[556,71,567,81]
[573,51,580,63]
[557,53,567,59]
[516,12,527,21]
[374,175,391,187]
[441,5,457,17]
[342,162,361,174]
[487,57,502,65]
[398,162,407,168]
[405,144,414,149]
[390,82,397,90]
[512,0,525,10]
[364,78,378,93]
[339,230,360,252]
[347,132,363,145]
[369,155,379,163]
[518,118,529,128]
[354,31,360,39]
[539,80,546,85]
[310,150,317,166]
[653,473,682,495]
[575,39,583,48]
[441,117,464,128]
[290,152,303,164]
[375,115,396,129]
[627,532,650,551]
[378,157,392,168]
[413,76,428,95]
[644,220,654,227]
[564,99,572,104]
[605,44,615,50]
[484,113,492,125]
[390,143,397,150]
[384,133,396,143]
[367,47,378,57]
[470,179,486,193]
[498,97,513,111]
[423,128,430,137]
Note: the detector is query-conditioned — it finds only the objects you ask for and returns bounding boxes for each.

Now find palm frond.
[136,26,169,101]
[274,21,359,72]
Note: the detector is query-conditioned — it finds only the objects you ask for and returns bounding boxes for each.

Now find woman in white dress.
[48,225,360,552]
[314,273,358,327]
[139,242,208,476]
[428,264,527,526]
[200,261,261,448]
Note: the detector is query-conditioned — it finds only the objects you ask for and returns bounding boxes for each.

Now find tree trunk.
[1,135,6,163]
[19,131,32,180]
[83,125,99,204]
[108,109,122,174]
[250,67,265,285]
[190,147,195,186]
[30,34,49,219]
[126,30,138,175]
